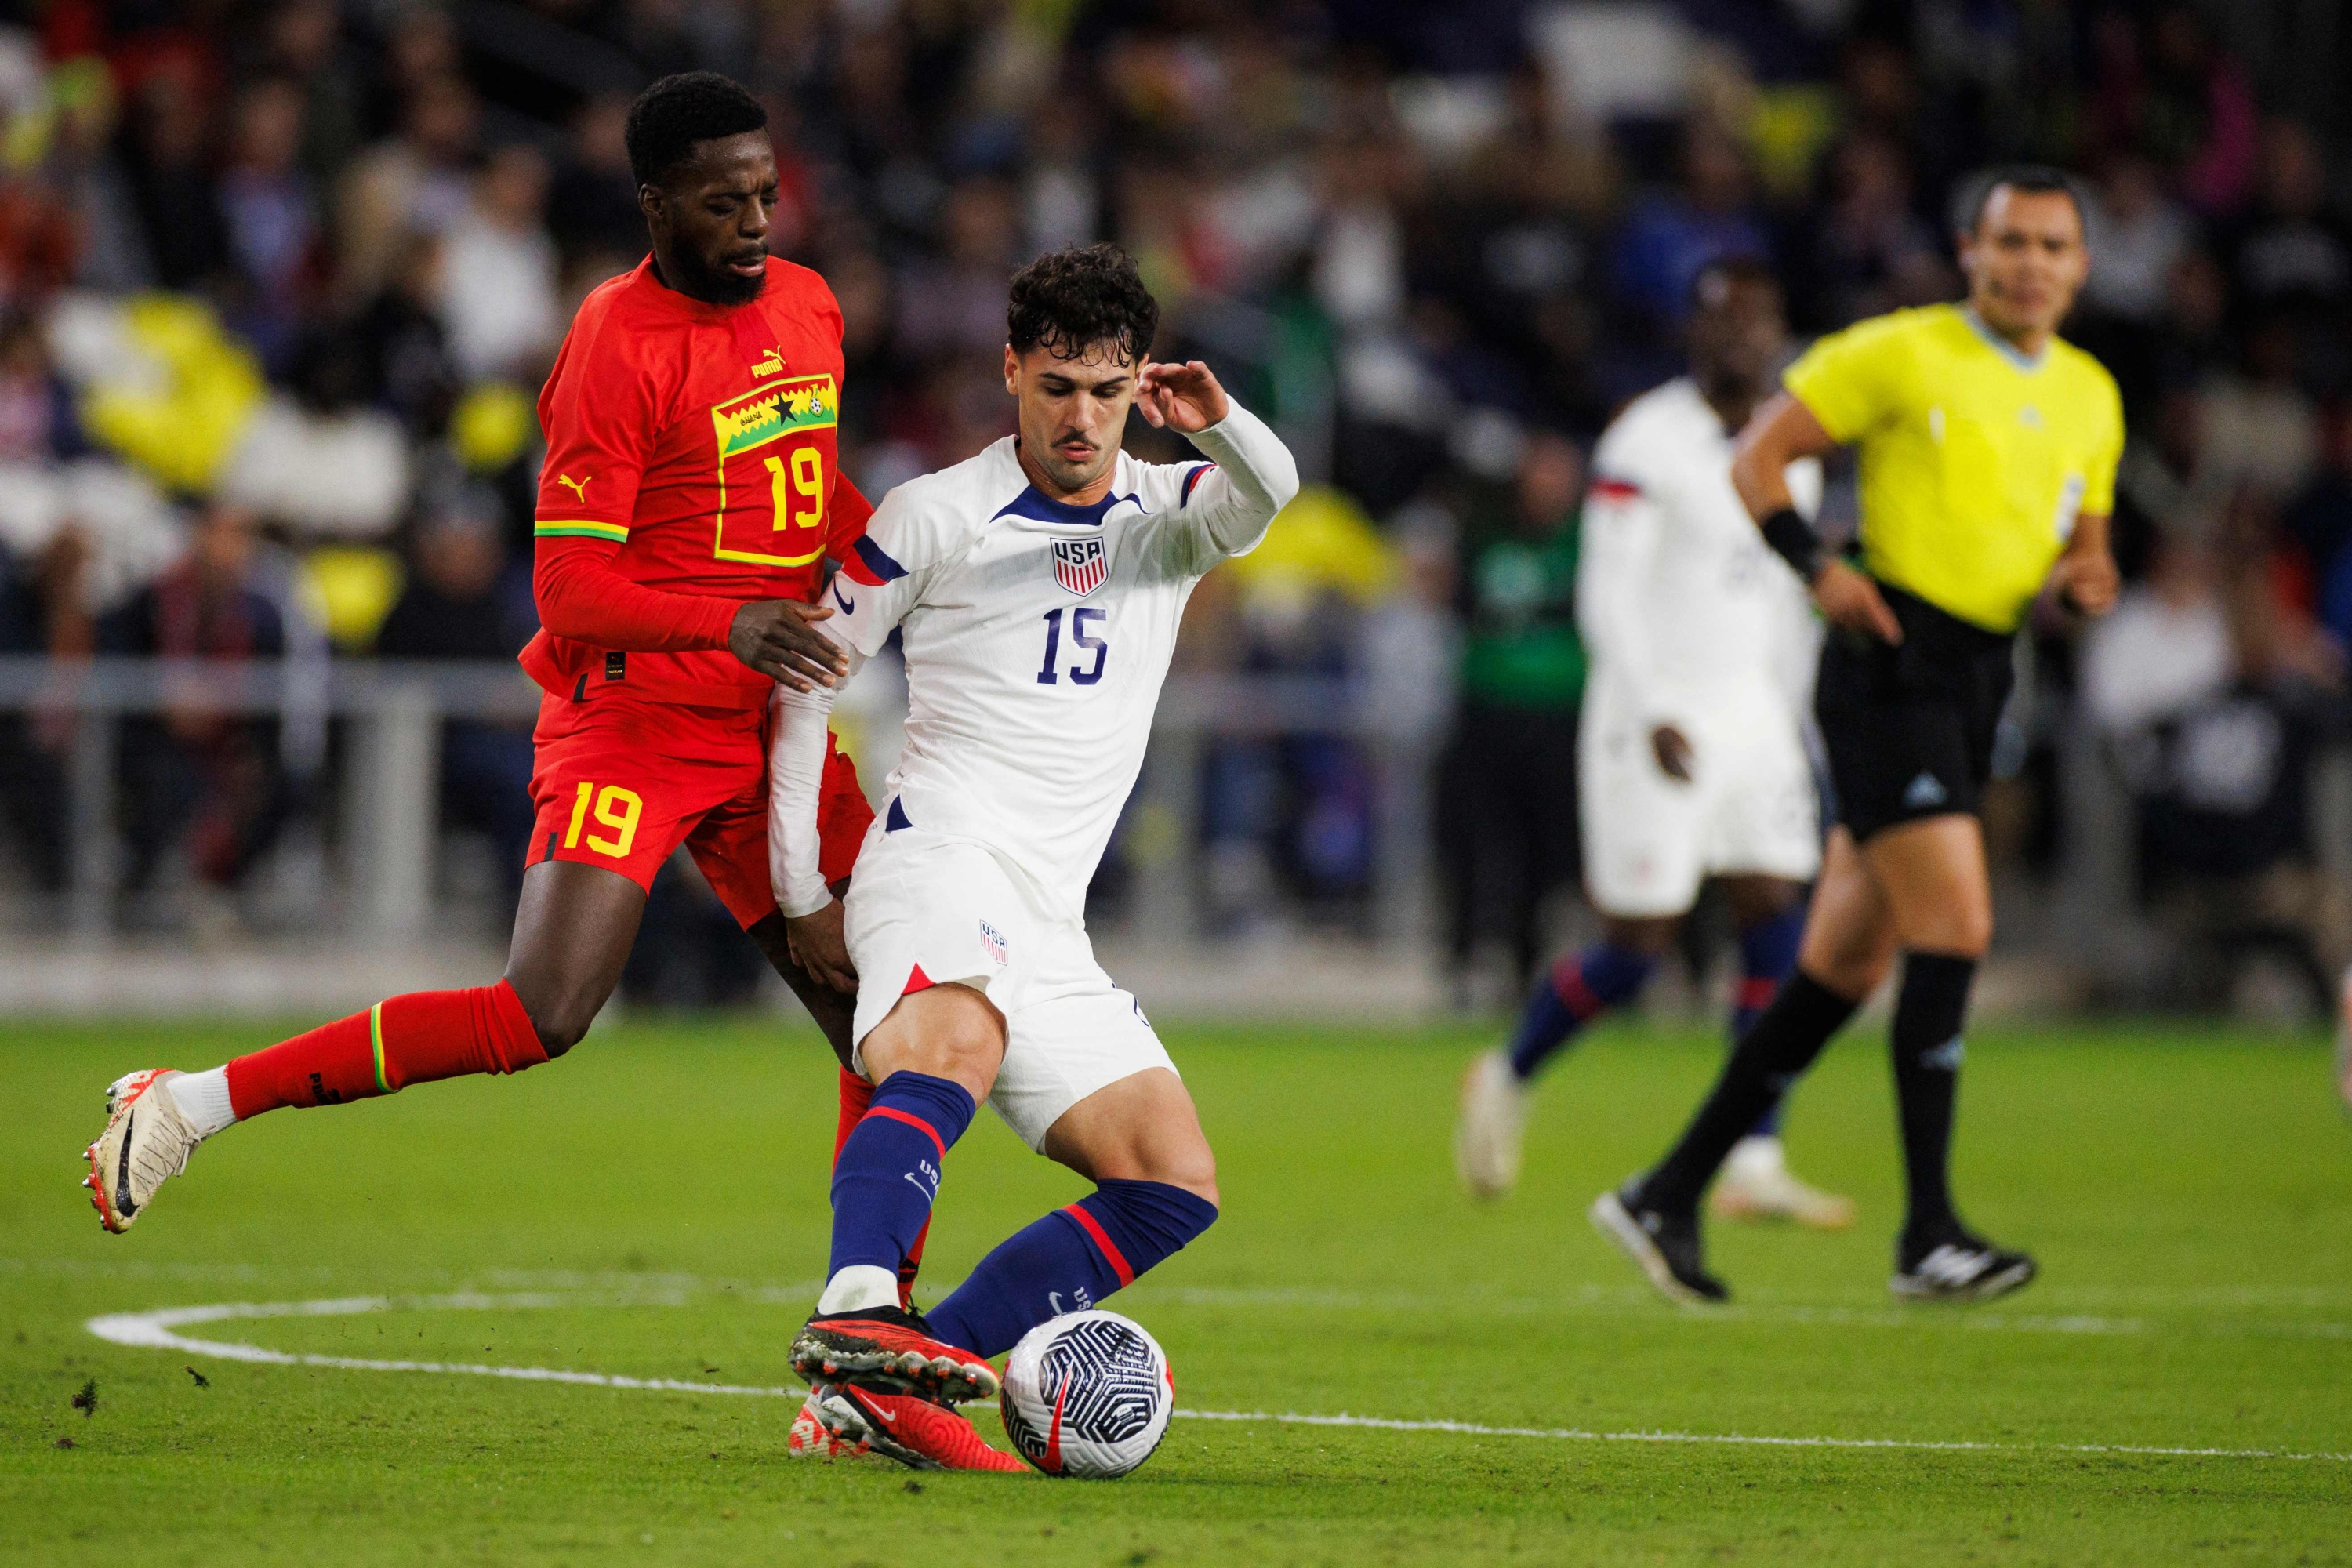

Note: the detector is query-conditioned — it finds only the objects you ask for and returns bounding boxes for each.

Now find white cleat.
[1708,1136,1856,1230]
[787,1385,873,1461]
[82,1070,202,1234]
[1455,1049,1527,1199]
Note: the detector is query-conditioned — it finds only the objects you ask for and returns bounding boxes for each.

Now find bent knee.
[1157,1162,1218,1212]
[506,982,599,1059]
[1907,907,1992,960]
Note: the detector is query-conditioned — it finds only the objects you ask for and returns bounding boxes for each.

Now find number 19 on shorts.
[562,782,642,858]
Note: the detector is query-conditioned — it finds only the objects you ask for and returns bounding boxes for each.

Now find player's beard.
[671,244,768,306]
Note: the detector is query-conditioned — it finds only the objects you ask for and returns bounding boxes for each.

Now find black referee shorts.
[1814,580,2015,844]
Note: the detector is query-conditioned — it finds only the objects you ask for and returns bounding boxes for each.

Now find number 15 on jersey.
[1036,608,1109,686]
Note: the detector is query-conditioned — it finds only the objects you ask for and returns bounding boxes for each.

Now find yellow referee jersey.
[1783,303,2124,634]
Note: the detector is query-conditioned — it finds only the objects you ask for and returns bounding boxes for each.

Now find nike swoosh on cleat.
[114,1112,138,1217]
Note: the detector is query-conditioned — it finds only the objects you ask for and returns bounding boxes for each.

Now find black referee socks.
[1636,971,1861,1216]
[1890,951,1976,1245]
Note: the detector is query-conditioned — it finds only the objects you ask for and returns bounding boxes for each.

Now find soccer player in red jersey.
[81,74,896,1252]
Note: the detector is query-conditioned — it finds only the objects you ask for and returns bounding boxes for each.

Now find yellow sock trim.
[369,1003,390,1094]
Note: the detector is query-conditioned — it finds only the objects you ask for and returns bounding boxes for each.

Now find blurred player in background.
[80,74,887,1242]
[768,245,1298,1470]
[1456,259,1852,1230]
[1594,168,2123,1304]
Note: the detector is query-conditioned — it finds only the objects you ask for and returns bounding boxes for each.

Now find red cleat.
[789,1306,1000,1404]
[808,1384,1028,1473]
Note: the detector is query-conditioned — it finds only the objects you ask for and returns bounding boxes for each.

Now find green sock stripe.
[369,1004,390,1095]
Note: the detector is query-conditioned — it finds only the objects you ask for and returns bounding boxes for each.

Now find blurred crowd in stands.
[0,0,2347,1011]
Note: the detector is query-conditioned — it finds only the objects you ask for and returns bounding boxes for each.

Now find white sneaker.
[1455,1050,1527,1199]
[1708,1135,1856,1230]
[82,1070,202,1234]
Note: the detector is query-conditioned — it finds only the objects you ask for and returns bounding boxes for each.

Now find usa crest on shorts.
[1052,536,1107,596]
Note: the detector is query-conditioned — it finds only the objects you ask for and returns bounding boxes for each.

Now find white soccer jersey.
[1576,378,1825,916]
[768,401,1298,919]
[1577,377,1823,717]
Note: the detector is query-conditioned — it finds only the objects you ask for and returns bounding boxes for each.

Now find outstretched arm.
[1137,361,1301,565]
[1732,391,1902,646]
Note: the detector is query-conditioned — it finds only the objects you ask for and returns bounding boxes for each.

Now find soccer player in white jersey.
[761,245,1298,1470]
[1456,259,1853,1227]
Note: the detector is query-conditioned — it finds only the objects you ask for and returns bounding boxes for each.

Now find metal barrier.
[0,655,1434,946]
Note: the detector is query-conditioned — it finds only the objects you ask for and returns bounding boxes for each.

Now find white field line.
[81,1293,2352,1466]
[23,1256,2352,1338]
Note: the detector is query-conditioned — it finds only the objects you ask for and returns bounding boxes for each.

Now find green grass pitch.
[3,1013,2347,1565]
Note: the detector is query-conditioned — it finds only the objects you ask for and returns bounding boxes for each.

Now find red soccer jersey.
[521,254,868,707]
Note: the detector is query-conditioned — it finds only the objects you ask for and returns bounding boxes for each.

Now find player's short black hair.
[625,71,767,189]
[1690,254,1781,310]
[1951,163,2089,235]
[1006,244,1160,365]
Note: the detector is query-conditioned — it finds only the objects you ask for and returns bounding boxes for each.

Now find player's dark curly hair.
[626,72,767,189]
[1006,244,1160,365]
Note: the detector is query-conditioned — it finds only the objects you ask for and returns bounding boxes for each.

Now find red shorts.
[524,686,874,931]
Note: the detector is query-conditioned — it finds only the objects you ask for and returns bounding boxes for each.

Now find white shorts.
[1579,680,1821,918]
[844,826,1175,1151]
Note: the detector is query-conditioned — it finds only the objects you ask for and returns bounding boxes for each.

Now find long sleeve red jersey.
[520,254,873,707]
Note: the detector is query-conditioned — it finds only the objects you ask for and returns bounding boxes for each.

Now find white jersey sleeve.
[1124,401,1300,576]
[768,480,982,917]
[1577,434,1668,721]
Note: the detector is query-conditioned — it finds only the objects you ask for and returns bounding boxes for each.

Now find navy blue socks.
[927,1178,1219,1357]
[1506,944,1656,1081]
[825,1071,975,1283]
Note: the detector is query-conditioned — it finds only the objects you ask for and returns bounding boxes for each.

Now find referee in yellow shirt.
[1593,167,2124,1304]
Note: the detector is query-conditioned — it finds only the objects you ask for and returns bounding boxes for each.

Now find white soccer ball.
[996,1310,1174,1479]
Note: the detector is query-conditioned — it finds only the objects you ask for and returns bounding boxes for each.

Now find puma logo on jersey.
[752,346,785,377]
[557,474,592,500]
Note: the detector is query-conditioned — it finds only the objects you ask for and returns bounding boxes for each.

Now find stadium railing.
[0,655,1435,948]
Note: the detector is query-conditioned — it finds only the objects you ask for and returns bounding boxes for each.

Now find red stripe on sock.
[1737,976,1780,1011]
[1552,961,1603,1020]
[1062,1203,1135,1287]
[865,1103,946,1160]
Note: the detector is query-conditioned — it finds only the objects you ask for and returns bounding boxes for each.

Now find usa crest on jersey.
[1052,537,1107,596]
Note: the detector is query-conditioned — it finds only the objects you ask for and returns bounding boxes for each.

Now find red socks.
[224,982,549,1119]
[832,1066,927,1307]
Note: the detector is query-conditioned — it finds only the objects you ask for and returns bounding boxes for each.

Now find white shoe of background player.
[82,1069,204,1233]
[1455,1049,1526,1198]
[1709,1135,1857,1230]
